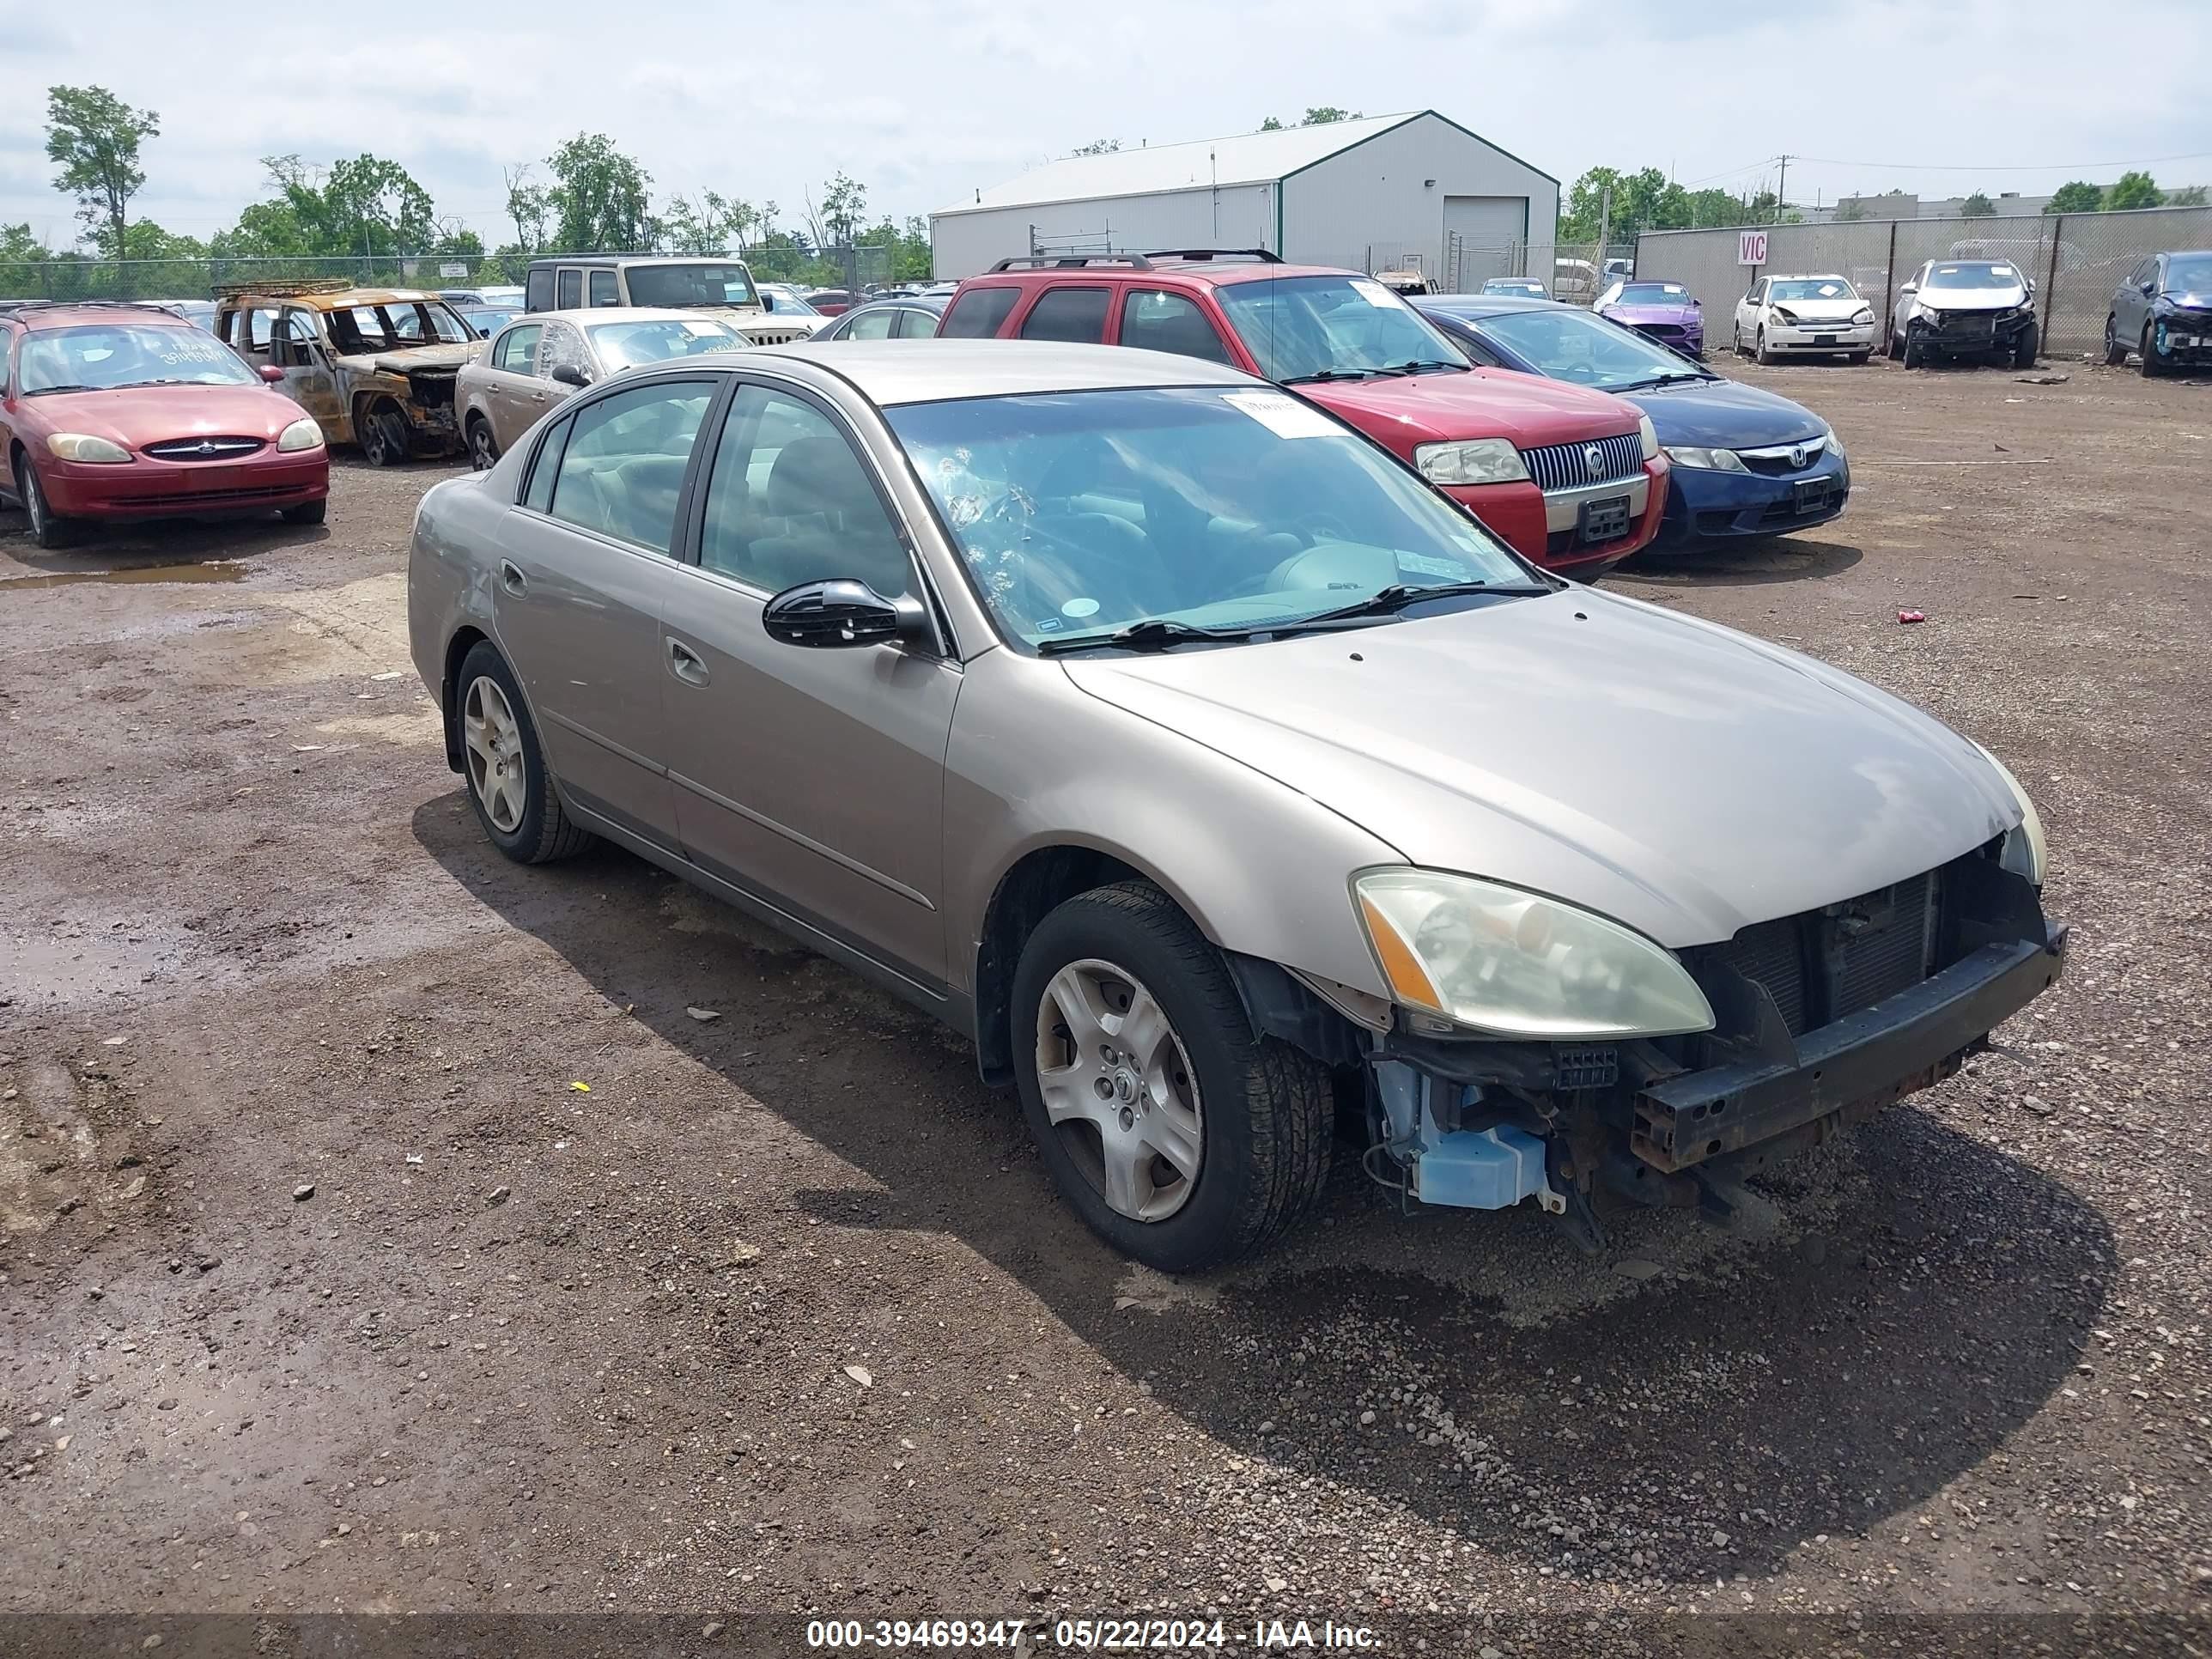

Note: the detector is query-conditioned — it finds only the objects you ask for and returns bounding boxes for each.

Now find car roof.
[1759,272,1850,283]
[219,287,447,311]
[0,301,198,331]
[963,258,1369,291]
[528,254,748,269]
[751,337,1255,405]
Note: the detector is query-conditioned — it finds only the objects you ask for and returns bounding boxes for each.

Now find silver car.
[407,340,2065,1270]
[457,308,750,470]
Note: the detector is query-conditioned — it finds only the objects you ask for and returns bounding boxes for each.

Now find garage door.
[1442,196,1527,288]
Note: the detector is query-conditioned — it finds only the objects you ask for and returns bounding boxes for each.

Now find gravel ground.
[2,355,2208,1656]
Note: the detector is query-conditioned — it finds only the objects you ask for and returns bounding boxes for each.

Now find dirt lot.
[3,356,2209,1656]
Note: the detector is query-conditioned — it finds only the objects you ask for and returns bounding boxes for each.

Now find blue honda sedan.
[1416,295,1848,551]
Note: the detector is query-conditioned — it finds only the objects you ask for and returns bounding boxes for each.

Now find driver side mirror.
[2140,280,2157,295]
[258,363,286,383]
[763,579,928,649]
[1898,282,1917,296]
[550,364,590,388]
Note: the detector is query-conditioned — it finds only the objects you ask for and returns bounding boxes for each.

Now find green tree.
[44,84,160,258]
[216,154,438,260]
[2045,180,2102,214]
[504,164,551,253]
[1071,139,1121,156]
[1301,107,1358,125]
[1259,116,1284,131]
[1960,191,1996,217]
[806,171,867,250]
[2105,171,2161,210]
[2,222,53,264]
[2166,185,2206,207]
[546,132,656,252]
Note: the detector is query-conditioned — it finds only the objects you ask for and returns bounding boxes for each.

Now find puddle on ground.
[0,560,249,590]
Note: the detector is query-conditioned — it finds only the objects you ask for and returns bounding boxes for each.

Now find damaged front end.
[1340,840,2064,1252]
[334,354,466,459]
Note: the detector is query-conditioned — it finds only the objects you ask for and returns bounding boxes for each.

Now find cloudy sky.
[3,0,2209,249]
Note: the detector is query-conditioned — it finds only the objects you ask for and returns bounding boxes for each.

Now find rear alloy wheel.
[2141,323,2168,379]
[456,641,593,864]
[466,416,499,471]
[360,398,410,466]
[14,455,76,550]
[1012,882,1331,1272]
[2103,315,2126,366]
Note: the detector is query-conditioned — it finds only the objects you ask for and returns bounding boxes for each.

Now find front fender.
[942,647,1405,1005]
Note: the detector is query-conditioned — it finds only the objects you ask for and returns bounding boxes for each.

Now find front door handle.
[666,637,710,687]
[499,560,527,596]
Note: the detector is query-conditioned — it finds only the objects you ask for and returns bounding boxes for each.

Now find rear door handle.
[666,637,710,687]
[499,560,527,596]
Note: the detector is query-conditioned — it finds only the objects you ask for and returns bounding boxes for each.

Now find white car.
[1733,273,1876,364]
[1886,259,2039,369]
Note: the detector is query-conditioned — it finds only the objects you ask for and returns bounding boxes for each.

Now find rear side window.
[589,270,620,307]
[940,286,1020,338]
[544,380,714,555]
[556,269,582,309]
[526,269,556,311]
[1019,287,1109,343]
[896,307,939,338]
[845,307,897,340]
[1117,289,1231,363]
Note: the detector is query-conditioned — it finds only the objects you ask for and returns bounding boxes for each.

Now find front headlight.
[1770,306,1799,325]
[1973,744,2047,886]
[1353,869,1716,1039]
[1413,439,1528,486]
[1851,307,1875,325]
[276,418,325,453]
[1822,424,1845,459]
[46,433,131,463]
[1635,412,1658,461]
[1662,444,1748,473]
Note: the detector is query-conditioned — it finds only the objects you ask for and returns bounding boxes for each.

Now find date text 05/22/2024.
[805,1617,1383,1650]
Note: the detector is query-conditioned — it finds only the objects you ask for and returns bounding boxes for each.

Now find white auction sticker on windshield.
[1222,390,1341,440]
[1349,278,1402,308]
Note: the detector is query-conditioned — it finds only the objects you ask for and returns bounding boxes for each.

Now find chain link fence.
[1632,204,2212,356]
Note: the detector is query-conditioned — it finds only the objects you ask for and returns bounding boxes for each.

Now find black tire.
[280,497,326,526]
[454,641,594,864]
[1734,321,1751,359]
[2141,323,2166,379]
[360,399,410,466]
[2103,315,2125,366]
[13,454,76,549]
[1010,881,1332,1272]
[1754,327,1777,366]
[1847,350,1870,366]
[1901,325,1926,369]
[466,415,499,471]
[1886,324,1902,361]
[2011,324,2039,370]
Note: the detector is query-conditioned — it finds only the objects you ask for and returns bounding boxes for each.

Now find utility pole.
[1595,184,1613,271]
[1775,155,1791,222]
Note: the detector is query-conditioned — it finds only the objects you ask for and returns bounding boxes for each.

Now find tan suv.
[522,256,822,345]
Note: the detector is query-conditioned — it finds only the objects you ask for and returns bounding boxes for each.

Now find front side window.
[492,324,542,374]
[544,380,714,555]
[697,386,910,599]
[16,323,258,393]
[323,302,471,353]
[1213,275,1468,382]
[275,310,322,367]
[585,317,744,371]
[939,286,1020,338]
[1118,289,1232,363]
[623,263,760,309]
[1018,287,1109,343]
[888,386,1529,653]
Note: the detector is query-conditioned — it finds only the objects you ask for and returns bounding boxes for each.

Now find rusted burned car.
[214,281,482,465]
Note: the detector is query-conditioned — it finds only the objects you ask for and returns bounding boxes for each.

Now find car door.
[483,321,548,449]
[490,374,721,848]
[656,375,958,988]
[271,307,345,436]
[1737,278,1764,342]
[2117,258,2153,339]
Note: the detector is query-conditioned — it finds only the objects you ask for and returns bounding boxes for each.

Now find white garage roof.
[939,112,1497,217]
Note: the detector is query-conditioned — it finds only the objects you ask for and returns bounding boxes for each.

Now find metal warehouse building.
[930,111,1559,287]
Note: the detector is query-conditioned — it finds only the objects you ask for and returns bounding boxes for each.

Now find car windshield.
[1769,278,1854,303]
[2165,254,2212,291]
[325,301,473,351]
[586,317,746,370]
[1467,306,1711,391]
[1484,281,1545,295]
[624,263,762,309]
[16,323,257,393]
[1213,275,1469,382]
[1615,283,1689,305]
[1925,263,2020,290]
[886,386,1531,653]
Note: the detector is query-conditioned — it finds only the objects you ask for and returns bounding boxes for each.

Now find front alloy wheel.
[14,456,75,550]
[2142,323,2168,379]
[2103,315,2125,366]
[1036,958,1205,1223]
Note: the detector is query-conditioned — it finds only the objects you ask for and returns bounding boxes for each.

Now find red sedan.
[1,301,330,550]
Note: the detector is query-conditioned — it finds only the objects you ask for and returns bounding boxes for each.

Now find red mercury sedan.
[1,301,330,550]
[939,252,1669,577]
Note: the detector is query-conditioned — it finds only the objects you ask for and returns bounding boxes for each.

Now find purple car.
[1595,280,1704,358]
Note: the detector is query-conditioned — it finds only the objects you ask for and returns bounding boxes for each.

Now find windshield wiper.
[1275,580,1553,631]
[23,383,96,396]
[1376,359,1468,376]
[1279,368,1376,385]
[1618,369,1711,390]
[1036,617,1260,656]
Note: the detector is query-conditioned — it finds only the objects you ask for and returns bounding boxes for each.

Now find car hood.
[17,381,316,447]
[1060,586,2018,949]
[334,342,481,374]
[1602,303,1701,326]
[1298,366,1641,449]
[2157,290,2212,308]
[1622,375,1827,447]
[1915,285,2027,312]
[1765,297,1864,321]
